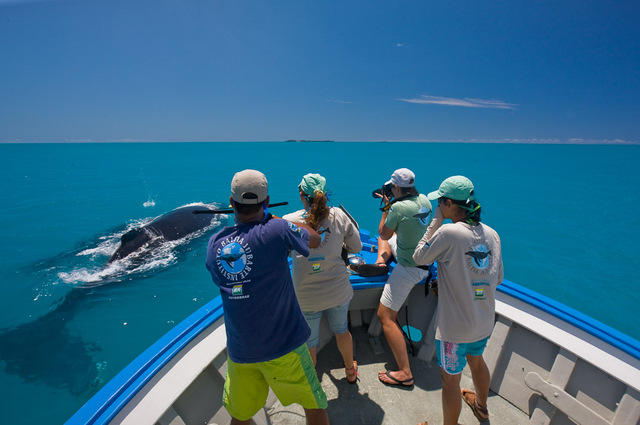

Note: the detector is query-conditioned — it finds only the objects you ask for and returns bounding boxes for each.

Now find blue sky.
[1,0,639,143]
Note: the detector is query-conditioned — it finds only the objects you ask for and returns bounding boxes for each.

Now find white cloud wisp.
[398,95,516,110]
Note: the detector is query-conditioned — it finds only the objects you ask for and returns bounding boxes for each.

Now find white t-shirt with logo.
[283,207,362,311]
[413,221,503,343]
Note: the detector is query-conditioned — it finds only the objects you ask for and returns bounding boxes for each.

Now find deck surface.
[268,326,529,425]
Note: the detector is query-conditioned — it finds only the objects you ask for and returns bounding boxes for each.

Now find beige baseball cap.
[231,169,268,204]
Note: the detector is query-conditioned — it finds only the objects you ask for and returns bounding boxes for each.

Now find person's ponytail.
[305,190,330,231]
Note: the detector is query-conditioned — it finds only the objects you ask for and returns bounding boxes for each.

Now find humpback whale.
[0,204,223,395]
[465,249,492,267]
[413,206,432,225]
[220,246,244,267]
[108,204,218,263]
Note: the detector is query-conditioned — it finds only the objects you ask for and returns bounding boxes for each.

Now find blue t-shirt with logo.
[206,216,312,363]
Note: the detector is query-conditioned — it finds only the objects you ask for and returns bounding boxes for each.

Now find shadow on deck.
[267,326,529,425]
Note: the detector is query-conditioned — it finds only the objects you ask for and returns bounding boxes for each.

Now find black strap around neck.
[380,194,413,212]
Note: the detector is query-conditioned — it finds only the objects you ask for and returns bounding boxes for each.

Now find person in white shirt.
[413,175,503,425]
[283,173,362,384]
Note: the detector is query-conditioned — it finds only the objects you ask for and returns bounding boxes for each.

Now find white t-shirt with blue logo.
[283,207,362,311]
[206,217,311,363]
[413,221,503,343]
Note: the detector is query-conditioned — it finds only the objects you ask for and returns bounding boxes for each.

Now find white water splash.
[55,203,225,287]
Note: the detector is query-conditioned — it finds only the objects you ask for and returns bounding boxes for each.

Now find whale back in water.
[108,205,216,263]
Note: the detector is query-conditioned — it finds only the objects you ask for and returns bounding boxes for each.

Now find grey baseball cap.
[231,169,268,204]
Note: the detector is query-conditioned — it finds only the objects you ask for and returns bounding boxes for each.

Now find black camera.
[372,182,394,199]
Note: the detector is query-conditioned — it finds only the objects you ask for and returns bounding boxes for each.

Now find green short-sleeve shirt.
[385,194,432,266]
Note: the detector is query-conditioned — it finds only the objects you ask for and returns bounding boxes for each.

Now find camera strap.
[380,194,413,212]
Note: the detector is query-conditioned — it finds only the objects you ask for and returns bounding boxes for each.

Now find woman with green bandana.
[283,173,363,384]
[413,175,503,425]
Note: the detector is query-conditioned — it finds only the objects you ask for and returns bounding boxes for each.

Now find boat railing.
[497,279,640,361]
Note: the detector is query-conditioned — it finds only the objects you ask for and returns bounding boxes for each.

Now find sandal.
[461,388,489,421]
[345,361,358,384]
[378,370,414,387]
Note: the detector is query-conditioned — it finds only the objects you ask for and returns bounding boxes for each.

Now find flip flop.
[378,370,414,387]
[357,263,389,277]
[461,388,489,421]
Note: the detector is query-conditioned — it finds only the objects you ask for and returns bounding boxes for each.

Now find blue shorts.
[436,337,489,375]
[303,301,350,348]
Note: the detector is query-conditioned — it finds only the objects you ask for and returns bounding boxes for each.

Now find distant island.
[285,139,335,143]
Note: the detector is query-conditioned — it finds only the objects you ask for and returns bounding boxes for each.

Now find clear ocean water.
[0,141,639,424]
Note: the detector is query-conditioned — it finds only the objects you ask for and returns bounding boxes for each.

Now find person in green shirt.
[369,168,432,387]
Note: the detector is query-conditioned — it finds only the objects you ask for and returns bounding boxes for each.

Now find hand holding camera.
[372,182,394,200]
[372,182,395,211]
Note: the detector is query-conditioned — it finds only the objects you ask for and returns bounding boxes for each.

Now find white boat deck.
[70,275,640,425]
[267,325,529,425]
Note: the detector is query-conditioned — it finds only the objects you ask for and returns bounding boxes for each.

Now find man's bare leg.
[304,408,330,425]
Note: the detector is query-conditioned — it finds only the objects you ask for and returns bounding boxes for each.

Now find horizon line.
[1,138,638,145]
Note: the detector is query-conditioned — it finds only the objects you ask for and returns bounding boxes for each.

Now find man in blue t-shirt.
[206,169,329,425]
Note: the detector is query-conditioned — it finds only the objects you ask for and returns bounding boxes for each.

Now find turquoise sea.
[1,142,639,424]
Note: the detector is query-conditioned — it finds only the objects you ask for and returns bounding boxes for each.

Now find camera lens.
[383,183,394,197]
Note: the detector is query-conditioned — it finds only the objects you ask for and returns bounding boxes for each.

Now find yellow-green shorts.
[223,344,328,421]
